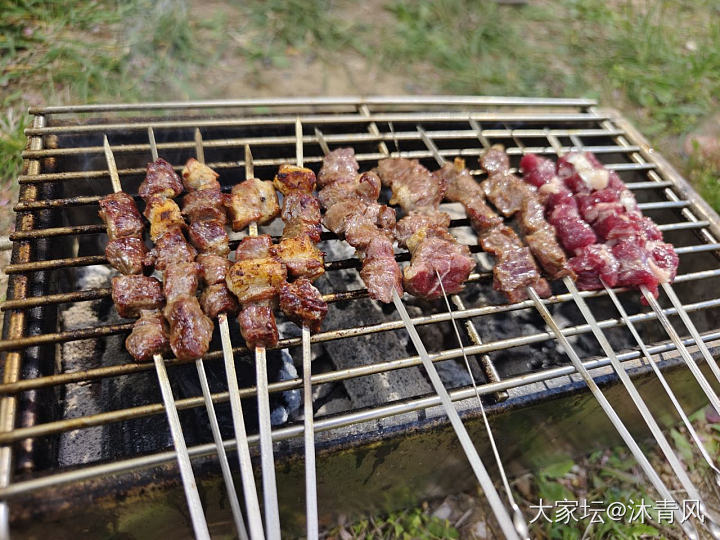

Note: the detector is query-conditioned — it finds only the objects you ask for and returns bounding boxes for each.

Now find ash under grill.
[3,96,720,537]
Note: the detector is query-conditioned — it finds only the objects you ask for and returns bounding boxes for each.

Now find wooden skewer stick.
[106,133,210,540]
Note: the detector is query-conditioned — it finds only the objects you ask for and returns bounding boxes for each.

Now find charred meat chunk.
[164,296,214,361]
[182,188,227,224]
[163,262,199,304]
[273,164,316,195]
[376,157,447,212]
[279,278,328,333]
[281,192,322,243]
[200,283,239,319]
[111,275,164,318]
[145,226,197,270]
[181,157,221,192]
[197,253,231,285]
[144,195,186,241]
[105,236,148,275]
[225,178,280,231]
[188,219,230,256]
[394,210,451,250]
[227,235,287,305]
[317,147,359,187]
[272,235,325,281]
[139,158,183,200]
[98,192,144,240]
[317,171,382,208]
[238,302,278,350]
[125,310,169,362]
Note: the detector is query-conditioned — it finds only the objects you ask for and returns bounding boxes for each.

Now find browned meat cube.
[525,228,574,280]
[226,178,280,231]
[200,283,239,319]
[145,226,197,270]
[188,220,229,256]
[481,173,531,217]
[272,235,325,281]
[394,210,451,249]
[493,247,550,303]
[465,198,503,235]
[105,236,148,275]
[273,164,316,195]
[98,192,144,240]
[359,235,403,304]
[279,278,327,332]
[237,301,278,349]
[226,256,287,305]
[479,225,524,257]
[317,147,359,187]
[197,253,230,285]
[480,145,510,175]
[181,157,220,192]
[436,158,485,203]
[164,262,199,304]
[323,200,395,237]
[144,195,186,241]
[164,296,214,361]
[518,195,547,235]
[281,192,322,242]
[317,171,381,208]
[182,188,227,224]
[111,275,164,318]
[403,228,476,299]
[139,158,183,200]
[125,310,169,362]
[234,234,273,261]
[376,157,447,212]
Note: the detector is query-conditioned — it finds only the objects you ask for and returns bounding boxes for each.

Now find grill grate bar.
[28,95,598,114]
[22,130,631,159]
[17,157,654,186]
[2,328,718,502]
[24,112,609,136]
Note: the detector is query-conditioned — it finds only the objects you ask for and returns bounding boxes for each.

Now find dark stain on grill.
[3,99,720,536]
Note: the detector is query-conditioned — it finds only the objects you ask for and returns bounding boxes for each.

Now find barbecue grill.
[3,96,720,538]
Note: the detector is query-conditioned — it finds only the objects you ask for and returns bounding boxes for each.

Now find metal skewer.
[435,271,529,540]
[192,129,249,540]
[415,124,528,538]
[106,133,211,540]
[470,122,700,535]
[294,117,319,540]
[313,126,519,539]
[244,144,282,540]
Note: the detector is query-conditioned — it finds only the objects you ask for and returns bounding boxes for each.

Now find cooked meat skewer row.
[431,153,551,303]
[273,165,328,332]
[98,138,168,362]
[225,149,284,350]
[139,156,214,361]
[180,157,238,320]
[375,157,475,299]
[318,148,402,303]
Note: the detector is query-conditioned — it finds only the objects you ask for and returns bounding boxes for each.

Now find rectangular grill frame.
[3,96,720,534]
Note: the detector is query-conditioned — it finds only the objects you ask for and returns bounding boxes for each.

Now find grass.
[328,506,459,539]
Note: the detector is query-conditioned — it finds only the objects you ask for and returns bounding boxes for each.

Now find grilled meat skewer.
[376,157,475,299]
[318,148,402,303]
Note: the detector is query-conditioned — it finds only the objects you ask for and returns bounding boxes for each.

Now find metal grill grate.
[3,96,720,535]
